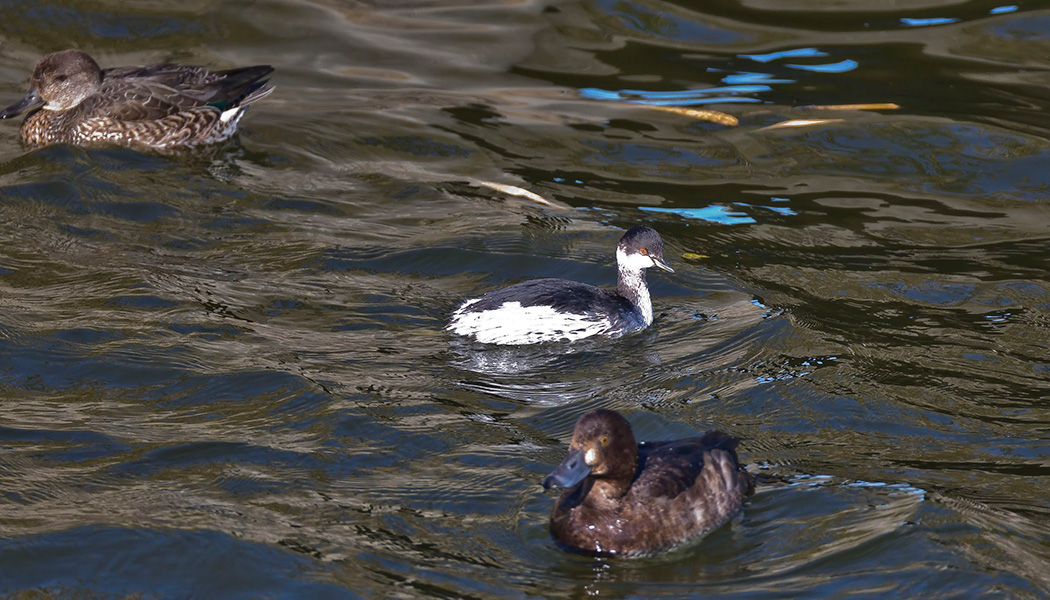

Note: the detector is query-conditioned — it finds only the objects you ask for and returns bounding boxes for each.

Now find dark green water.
[1,0,1048,598]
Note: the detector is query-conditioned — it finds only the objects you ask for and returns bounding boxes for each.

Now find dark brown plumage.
[542,409,753,557]
[0,49,273,149]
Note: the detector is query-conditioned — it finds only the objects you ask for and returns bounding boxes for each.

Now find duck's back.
[634,432,752,532]
[94,64,274,121]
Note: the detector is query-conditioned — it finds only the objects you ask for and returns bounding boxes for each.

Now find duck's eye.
[55,75,68,82]
[639,248,649,255]
[600,436,609,445]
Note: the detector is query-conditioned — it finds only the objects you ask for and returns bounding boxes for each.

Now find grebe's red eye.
[639,248,648,255]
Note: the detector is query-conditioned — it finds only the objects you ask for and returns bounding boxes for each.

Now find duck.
[0,49,273,149]
[448,226,674,345]
[542,408,752,557]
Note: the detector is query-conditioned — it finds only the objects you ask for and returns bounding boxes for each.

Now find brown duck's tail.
[699,430,755,492]
[698,430,743,454]
[237,81,275,107]
[209,66,275,111]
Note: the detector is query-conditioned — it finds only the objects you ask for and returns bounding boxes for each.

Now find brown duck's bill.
[542,447,591,489]
[0,89,43,119]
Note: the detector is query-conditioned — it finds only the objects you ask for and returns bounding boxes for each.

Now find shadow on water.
[1,0,1049,598]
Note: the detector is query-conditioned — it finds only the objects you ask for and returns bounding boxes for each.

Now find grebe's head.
[615,226,673,273]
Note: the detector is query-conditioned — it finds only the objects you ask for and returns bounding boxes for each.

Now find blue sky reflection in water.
[0,0,1049,598]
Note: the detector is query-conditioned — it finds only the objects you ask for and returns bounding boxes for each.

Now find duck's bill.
[0,89,43,119]
[542,447,592,489]
[652,256,674,273]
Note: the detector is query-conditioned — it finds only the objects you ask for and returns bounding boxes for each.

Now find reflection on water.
[1,0,1049,598]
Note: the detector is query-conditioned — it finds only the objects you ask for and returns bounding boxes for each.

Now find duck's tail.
[209,65,275,112]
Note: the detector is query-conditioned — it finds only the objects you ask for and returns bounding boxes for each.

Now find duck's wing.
[635,432,749,500]
[95,64,274,121]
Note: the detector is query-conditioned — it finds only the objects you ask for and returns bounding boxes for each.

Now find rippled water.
[1,0,1049,598]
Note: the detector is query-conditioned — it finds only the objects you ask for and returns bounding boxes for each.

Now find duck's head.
[1,49,102,118]
[543,409,639,490]
[616,226,674,274]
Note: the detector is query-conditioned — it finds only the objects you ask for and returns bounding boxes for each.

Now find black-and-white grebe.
[448,226,674,345]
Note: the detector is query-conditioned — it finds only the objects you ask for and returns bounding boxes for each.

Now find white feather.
[448,300,613,345]
[219,106,245,124]
[615,247,655,325]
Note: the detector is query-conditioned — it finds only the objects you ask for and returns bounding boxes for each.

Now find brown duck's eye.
[639,248,649,255]
[55,75,67,82]
[600,436,609,445]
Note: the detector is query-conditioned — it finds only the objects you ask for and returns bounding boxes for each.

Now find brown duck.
[542,408,753,557]
[0,49,273,149]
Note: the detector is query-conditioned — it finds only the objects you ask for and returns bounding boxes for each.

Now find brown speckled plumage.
[542,409,753,557]
[1,49,273,149]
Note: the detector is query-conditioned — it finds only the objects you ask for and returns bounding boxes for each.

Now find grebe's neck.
[616,247,653,325]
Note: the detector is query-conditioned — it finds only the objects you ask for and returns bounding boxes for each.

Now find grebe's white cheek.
[618,248,657,271]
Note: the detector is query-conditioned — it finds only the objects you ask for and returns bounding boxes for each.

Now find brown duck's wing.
[96,64,274,121]
[103,63,201,82]
[89,81,202,121]
[635,432,748,500]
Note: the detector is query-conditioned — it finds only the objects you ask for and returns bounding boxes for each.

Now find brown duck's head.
[0,49,103,118]
[542,409,639,490]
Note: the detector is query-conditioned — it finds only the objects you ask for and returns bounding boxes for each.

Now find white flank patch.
[448,300,612,345]
[219,106,245,124]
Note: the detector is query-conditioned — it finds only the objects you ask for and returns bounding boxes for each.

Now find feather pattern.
[1,49,273,149]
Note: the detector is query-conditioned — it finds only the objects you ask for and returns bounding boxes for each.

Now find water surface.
[1,0,1048,598]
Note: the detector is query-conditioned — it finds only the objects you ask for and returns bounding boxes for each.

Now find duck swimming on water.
[448,226,674,345]
[542,408,753,557]
[0,49,273,149]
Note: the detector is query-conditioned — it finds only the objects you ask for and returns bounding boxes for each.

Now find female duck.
[448,226,673,345]
[542,409,752,557]
[0,49,273,149]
